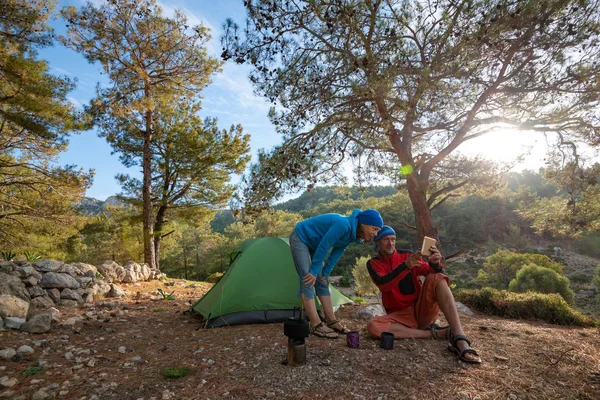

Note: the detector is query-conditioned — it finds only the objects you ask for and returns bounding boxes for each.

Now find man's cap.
[374,225,396,242]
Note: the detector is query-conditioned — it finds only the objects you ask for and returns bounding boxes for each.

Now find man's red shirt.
[367,249,444,313]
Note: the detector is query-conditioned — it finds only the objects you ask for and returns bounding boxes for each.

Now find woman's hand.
[303,273,317,288]
[320,276,331,286]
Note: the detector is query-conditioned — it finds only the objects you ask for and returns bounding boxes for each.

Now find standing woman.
[289,209,383,338]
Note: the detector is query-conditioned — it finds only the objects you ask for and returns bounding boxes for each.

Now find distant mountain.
[76,196,126,215]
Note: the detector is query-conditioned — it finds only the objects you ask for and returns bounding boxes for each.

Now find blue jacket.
[294,209,364,277]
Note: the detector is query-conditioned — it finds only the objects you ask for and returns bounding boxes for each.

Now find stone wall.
[0,259,164,333]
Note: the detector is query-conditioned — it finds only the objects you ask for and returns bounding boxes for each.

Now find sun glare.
[458,128,546,171]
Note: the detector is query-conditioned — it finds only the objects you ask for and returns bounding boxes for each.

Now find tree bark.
[406,174,436,244]
[143,108,156,269]
[153,204,168,271]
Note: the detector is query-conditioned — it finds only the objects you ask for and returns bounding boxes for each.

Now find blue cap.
[374,225,396,242]
[357,209,383,228]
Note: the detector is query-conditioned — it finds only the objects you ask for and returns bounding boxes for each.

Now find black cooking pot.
[284,307,309,340]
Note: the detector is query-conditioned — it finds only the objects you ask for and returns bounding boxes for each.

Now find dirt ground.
[1,279,599,400]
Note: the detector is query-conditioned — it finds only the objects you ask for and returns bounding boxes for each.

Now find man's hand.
[428,246,442,265]
[405,252,422,269]
[303,273,317,288]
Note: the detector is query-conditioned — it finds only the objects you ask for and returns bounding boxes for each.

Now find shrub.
[206,272,223,283]
[339,268,353,287]
[0,251,16,261]
[23,251,42,262]
[352,256,378,297]
[508,264,575,304]
[455,287,597,327]
[477,249,564,289]
[161,367,189,379]
[569,273,590,285]
[23,366,44,377]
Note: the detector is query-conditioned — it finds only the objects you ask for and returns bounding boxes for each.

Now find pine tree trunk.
[153,204,168,271]
[143,109,156,269]
[406,175,436,243]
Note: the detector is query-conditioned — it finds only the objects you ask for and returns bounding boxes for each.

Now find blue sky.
[43,0,277,200]
[40,0,593,201]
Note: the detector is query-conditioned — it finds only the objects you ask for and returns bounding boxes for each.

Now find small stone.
[509,395,518,400]
[579,332,590,337]
[0,376,18,388]
[31,390,49,400]
[0,348,16,360]
[494,355,509,361]
[118,346,127,354]
[18,345,34,355]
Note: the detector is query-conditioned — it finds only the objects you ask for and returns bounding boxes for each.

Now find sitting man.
[366,226,481,364]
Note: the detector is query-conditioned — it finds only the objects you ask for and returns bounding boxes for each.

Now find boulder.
[455,301,474,316]
[0,272,30,301]
[21,312,52,334]
[92,281,112,297]
[61,288,83,303]
[107,284,126,298]
[27,296,55,319]
[97,261,120,283]
[0,261,16,274]
[70,262,98,278]
[3,316,26,330]
[33,260,64,273]
[46,288,61,304]
[40,272,80,290]
[75,277,93,289]
[27,286,47,298]
[0,294,29,318]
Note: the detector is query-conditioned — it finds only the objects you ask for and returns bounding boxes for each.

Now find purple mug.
[346,331,359,348]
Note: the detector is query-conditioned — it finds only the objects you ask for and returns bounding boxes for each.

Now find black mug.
[380,331,394,350]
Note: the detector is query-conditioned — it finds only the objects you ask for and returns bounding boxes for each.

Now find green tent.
[191,237,353,328]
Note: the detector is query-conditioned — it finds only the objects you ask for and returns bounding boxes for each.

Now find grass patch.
[23,366,44,377]
[456,287,598,327]
[152,307,167,312]
[162,367,189,379]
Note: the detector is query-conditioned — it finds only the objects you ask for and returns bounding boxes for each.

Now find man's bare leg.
[435,279,480,362]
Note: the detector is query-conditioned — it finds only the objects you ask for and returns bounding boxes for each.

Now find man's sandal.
[310,322,339,339]
[448,334,482,364]
[429,323,451,340]
[326,319,351,334]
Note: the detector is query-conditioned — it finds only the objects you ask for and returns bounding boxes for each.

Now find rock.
[46,288,61,304]
[0,272,30,301]
[0,261,16,274]
[97,300,120,309]
[31,390,49,400]
[59,299,78,307]
[75,277,93,289]
[0,348,16,360]
[27,286,47,298]
[27,296,56,319]
[0,294,29,318]
[0,376,18,388]
[17,345,34,355]
[3,316,26,330]
[61,288,83,303]
[33,260,64,273]
[356,304,386,320]
[41,272,80,290]
[92,281,111,297]
[70,262,98,278]
[0,316,2,328]
[22,312,52,333]
[48,307,61,323]
[455,302,474,316]
[97,261,120,283]
[63,316,81,326]
[107,284,126,298]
